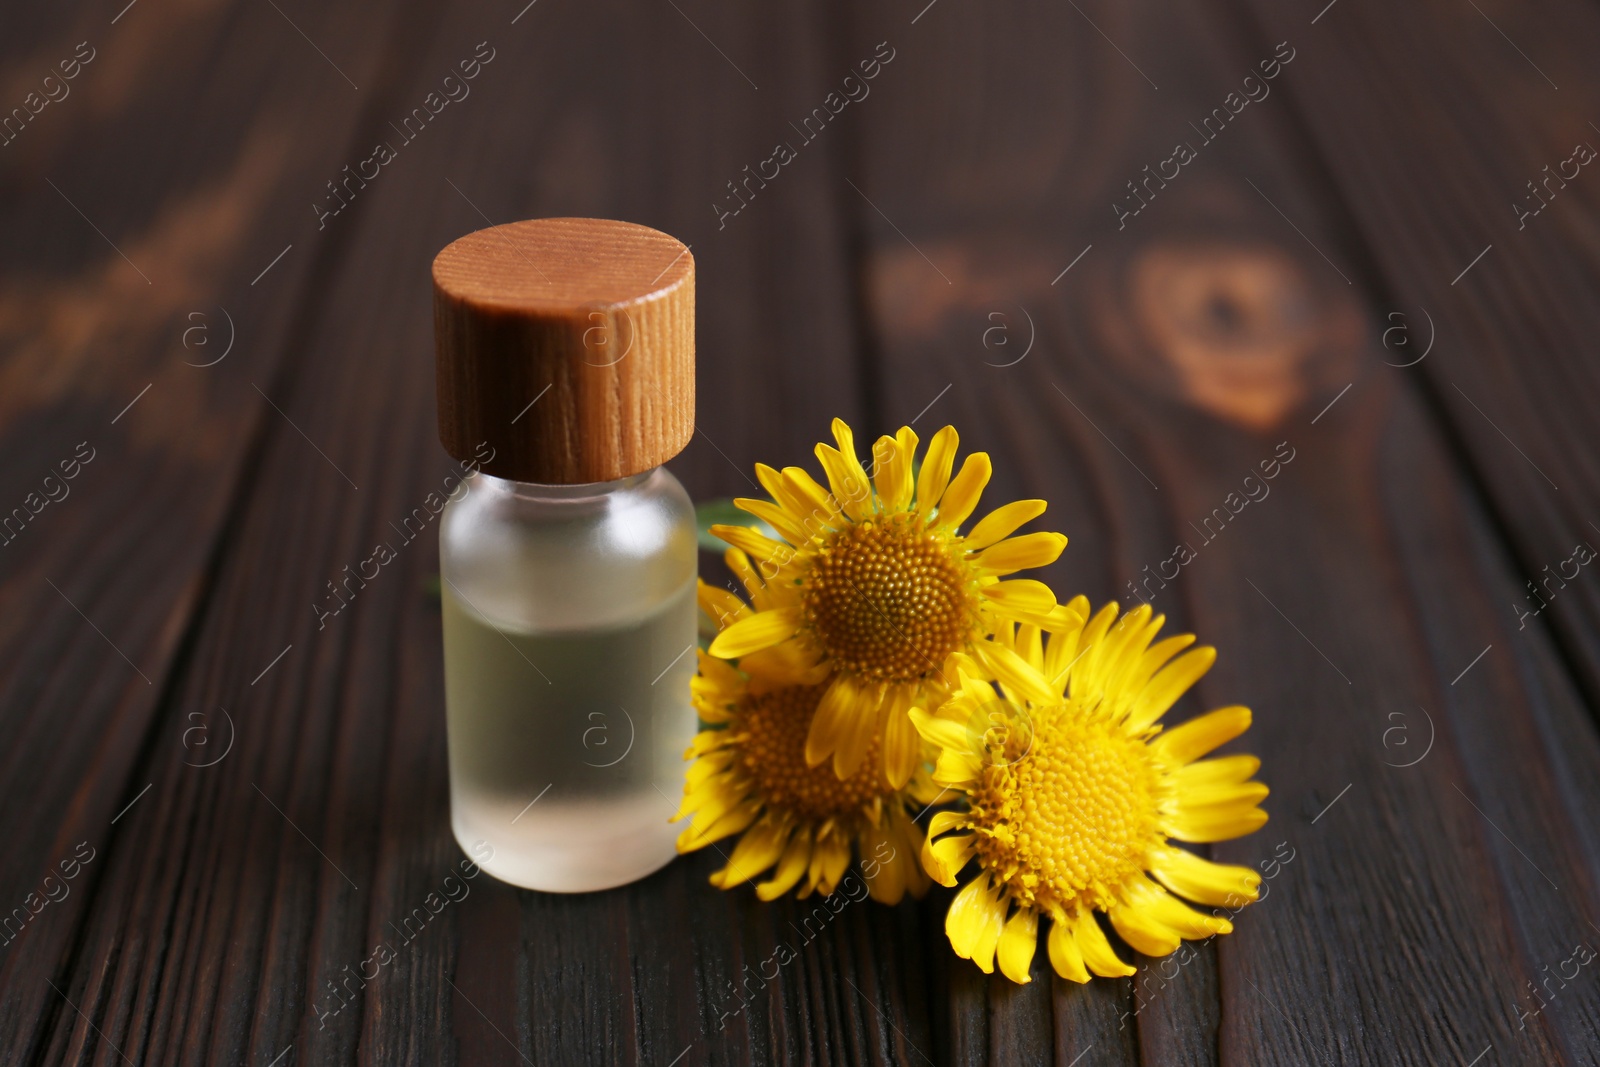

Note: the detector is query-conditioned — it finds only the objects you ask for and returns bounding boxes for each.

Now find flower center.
[736,684,891,821]
[968,704,1160,912]
[801,514,976,685]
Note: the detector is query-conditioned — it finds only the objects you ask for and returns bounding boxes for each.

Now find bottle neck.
[472,469,656,504]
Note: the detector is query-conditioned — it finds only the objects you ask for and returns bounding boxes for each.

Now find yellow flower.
[913,600,1268,984]
[707,418,1076,788]
[676,562,937,903]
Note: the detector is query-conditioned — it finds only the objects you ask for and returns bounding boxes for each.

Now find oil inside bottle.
[442,577,698,892]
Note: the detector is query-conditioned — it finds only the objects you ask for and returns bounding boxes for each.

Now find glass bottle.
[431,217,698,892]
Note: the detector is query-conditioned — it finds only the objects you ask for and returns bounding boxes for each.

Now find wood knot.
[1113,243,1361,430]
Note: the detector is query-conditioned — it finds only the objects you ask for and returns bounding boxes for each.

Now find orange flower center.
[801,514,977,685]
[968,703,1160,911]
[736,684,891,821]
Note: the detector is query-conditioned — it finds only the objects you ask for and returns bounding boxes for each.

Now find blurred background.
[1,0,1598,1063]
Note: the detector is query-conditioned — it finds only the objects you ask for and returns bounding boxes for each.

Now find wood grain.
[0,0,1597,1063]
[433,217,696,483]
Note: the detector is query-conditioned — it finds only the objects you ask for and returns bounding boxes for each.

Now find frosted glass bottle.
[439,468,697,891]
[430,216,699,892]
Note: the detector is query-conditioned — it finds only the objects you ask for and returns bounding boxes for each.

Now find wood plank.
[0,1,433,1060]
[848,0,1600,1062]
[1231,0,1600,742]
[40,0,902,1063]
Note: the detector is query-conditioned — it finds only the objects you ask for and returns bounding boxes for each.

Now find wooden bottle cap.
[432,217,694,484]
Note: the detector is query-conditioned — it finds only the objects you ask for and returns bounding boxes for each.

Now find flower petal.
[733,497,809,545]
[997,907,1039,984]
[1071,911,1134,978]
[711,523,792,567]
[1047,914,1090,983]
[1161,804,1269,843]
[676,798,761,851]
[1127,876,1233,938]
[711,815,790,887]
[915,426,960,519]
[1148,845,1261,908]
[982,579,1059,619]
[757,826,813,900]
[973,532,1068,576]
[709,609,803,659]
[1108,899,1181,958]
[965,499,1048,550]
[1125,647,1217,732]
[909,707,975,756]
[1171,754,1262,789]
[922,832,977,887]
[1151,705,1253,766]
[812,833,852,896]
[975,642,1059,707]
[946,875,1006,972]
[934,452,992,531]
[1176,780,1271,810]
[698,582,749,632]
[881,684,921,788]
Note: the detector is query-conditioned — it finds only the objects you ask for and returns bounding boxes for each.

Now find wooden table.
[3,0,1599,1063]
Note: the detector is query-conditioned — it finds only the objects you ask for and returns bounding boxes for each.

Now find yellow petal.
[1013,623,1043,672]
[756,827,813,900]
[697,582,748,632]
[927,810,969,838]
[870,428,917,513]
[831,419,877,515]
[922,832,976,887]
[1047,914,1090,983]
[805,675,879,774]
[976,642,1058,707]
[709,609,802,659]
[1177,780,1271,810]
[882,686,921,789]
[997,907,1039,984]
[1148,845,1261,907]
[1108,899,1181,958]
[713,816,790,887]
[1161,804,1269,843]
[781,466,842,528]
[1171,754,1262,789]
[1151,706,1253,766]
[1041,626,1083,691]
[1135,634,1197,690]
[673,770,737,820]
[934,452,992,531]
[863,818,907,904]
[915,426,959,519]
[1129,876,1232,938]
[932,747,984,786]
[812,834,852,896]
[676,798,761,851]
[965,500,1048,551]
[973,532,1068,576]
[832,693,883,780]
[733,498,809,545]
[1125,647,1217,732]
[710,523,792,567]
[946,875,1006,972]
[1072,911,1134,977]
[982,579,1059,618]
[684,749,736,789]
[909,707,975,756]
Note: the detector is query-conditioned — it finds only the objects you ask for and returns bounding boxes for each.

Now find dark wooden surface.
[2,0,1599,1063]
